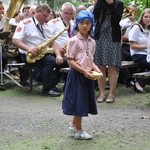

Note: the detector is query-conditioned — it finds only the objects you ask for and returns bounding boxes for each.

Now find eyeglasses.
[62,11,73,16]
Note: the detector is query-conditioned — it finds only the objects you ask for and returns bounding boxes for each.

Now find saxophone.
[26,26,68,64]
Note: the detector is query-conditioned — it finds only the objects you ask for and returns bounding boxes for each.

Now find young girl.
[62,10,101,140]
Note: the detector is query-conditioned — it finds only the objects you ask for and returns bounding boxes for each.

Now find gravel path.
[0,93,150,146]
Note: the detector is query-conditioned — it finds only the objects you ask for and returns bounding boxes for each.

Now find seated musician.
[12,4,66,96]
[47,2,75,89]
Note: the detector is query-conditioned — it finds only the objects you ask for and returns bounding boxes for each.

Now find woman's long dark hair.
[93,0,109,20]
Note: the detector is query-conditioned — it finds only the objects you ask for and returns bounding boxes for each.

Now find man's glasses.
[62,11,73,16]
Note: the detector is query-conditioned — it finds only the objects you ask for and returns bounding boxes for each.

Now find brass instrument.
[3,0,26,31]
[122,6,135,20]
[0,14,10,21]
[26,26,68,64]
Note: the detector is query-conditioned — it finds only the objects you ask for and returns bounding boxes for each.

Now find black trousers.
[20,54,68,93]
[132,54,150,87]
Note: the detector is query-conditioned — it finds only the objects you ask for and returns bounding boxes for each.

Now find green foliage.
[25,0,148,15]
[53,0,90,11]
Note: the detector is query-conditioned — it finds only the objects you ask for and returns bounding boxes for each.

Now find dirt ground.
[0,84,150,150]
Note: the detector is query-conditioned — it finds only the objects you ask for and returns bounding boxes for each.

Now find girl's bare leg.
[73,116,82,131]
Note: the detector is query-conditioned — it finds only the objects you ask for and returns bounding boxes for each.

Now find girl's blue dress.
[62,69,98,117]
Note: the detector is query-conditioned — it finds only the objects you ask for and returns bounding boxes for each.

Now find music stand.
[0,32,23,88]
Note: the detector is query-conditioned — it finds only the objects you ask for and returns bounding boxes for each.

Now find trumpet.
[122,6,135,20]
[0,14,10,20]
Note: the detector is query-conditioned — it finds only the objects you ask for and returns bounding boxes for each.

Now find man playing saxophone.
[12,4,66,96]
[47,2,75,56]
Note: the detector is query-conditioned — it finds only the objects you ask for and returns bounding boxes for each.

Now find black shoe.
[43,89,61,97]
[20,80,30,87]
[52,86,61,93]
[0,85,5,91]
[126,81,134,88]
[32,79,38,86]
[134,82,145,93]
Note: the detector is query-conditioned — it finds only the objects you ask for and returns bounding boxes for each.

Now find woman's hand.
[105,0,114,4]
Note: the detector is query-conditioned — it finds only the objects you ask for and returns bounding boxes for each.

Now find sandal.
[106,96,115,103]
[97,96,105,103]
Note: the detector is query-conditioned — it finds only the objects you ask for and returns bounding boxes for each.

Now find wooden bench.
[60,61,139,73]
[121,61,139,68]
[132,71,150,80]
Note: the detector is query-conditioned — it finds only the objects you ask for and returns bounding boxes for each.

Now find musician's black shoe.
[32,79,38,86]
[126,80,134,88]
[20,80,30,87]
[42,89,61,97]
[52,86,61,93]
[0,85,5,91]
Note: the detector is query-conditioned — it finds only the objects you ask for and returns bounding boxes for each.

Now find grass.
[1,132,150,150]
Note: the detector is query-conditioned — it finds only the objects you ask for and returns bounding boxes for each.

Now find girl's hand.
[83,70,95,80]
[95,69,102,73]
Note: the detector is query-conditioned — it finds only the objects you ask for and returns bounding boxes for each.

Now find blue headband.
[72,10,95,36]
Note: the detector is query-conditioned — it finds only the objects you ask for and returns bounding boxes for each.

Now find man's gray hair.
[61,2,76,12]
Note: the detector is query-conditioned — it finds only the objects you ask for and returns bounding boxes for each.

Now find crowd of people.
[0,0,150,140]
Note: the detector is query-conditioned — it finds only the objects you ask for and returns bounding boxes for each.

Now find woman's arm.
[130,41,147,51]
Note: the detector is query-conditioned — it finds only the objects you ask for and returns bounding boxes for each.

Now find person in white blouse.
[128,8,150,93]
[47,2,75,90]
